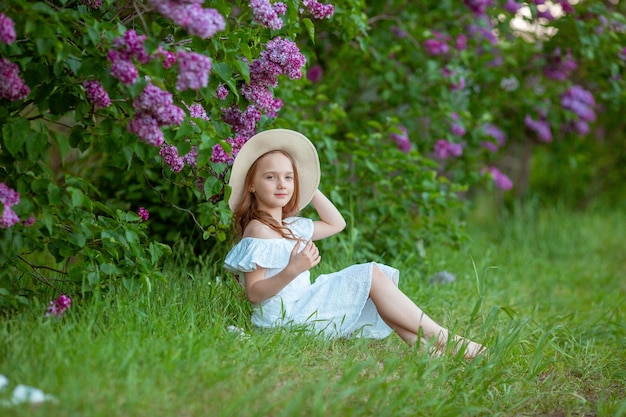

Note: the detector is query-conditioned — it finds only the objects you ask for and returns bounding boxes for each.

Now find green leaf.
[67,187,85,208]
[1,117,30,157]
[68,232,86,248]
[100,263,120,276]
[303,18,315,44]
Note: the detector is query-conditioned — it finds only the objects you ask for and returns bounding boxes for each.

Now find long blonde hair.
[233,150,300,239]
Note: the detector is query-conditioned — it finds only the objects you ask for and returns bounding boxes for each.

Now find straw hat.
[227,129,320,211]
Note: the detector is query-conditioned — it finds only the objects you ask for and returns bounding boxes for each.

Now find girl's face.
[250,152,295,213]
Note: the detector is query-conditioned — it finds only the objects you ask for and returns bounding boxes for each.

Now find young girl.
[224,129,485,358]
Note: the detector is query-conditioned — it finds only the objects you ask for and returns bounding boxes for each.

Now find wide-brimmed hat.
[227,129,320,211]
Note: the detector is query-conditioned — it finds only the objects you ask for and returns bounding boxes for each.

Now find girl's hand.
[288,240,321,275]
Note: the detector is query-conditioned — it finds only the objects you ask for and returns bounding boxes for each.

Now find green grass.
[1,205,625,416]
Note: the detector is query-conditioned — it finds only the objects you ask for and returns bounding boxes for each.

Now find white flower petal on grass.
[227,325,249,340]
[0,375,8,391]
[11,384,57,405]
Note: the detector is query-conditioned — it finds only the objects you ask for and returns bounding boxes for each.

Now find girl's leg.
[369,264,484,358]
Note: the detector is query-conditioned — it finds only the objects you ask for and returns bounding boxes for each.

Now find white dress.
[224,217,400,339]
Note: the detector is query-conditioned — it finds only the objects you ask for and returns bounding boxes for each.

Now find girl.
[224,129,485,358]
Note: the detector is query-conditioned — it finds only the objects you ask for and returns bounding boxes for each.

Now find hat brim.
[228,129,320,212]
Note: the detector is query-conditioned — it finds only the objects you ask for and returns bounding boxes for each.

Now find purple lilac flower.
[0,58,30,101]
[0,183,20,207]
[215,83,229,100]
[504,0,523,14]
[307,65,323,83]
[0,206,19,228]
[468,24,498,45]
[481,141,499,153]
[423,32,449,56]
[0,13,16,45]
[263,37,307,80]
[302,0,334,19]
[128,114,165,147]
[154,45,177,69]
[391,26,407,39]
[241,83,283,116]
[107,50,139,85]
[138,207,150,221]
[525,114,552,142]
[211,135,247,164]
[390,126,411,153]
[221,106,262,138]
[250,0,286,30]
[451,123,466,137]
[557,0,575,14]
[463,0,493,16]
[45,294,71,318]
[537,8,555,21]
[433,140,463,159]
[149,0,225,39]
[133,83,185,126]
[485,123,506,146]
[544,48,577,81]
[159,144,185,173]
[455,34,467,51]
[483,166,513,190]
[560,85,596,122]
[113,29,149,64]
[83,80,111,108]
[22,214,36,227]
[185,102,210,120]
[182,145,198,167]
[82,0,103,8]
[176,51,212,91]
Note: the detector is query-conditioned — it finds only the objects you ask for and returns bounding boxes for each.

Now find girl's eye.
[286,176,293,180]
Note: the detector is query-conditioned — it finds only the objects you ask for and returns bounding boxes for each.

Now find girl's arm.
[244,240,321,304]
[310,189,346,240]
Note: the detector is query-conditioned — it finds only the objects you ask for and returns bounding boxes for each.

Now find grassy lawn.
[1,204,625,416]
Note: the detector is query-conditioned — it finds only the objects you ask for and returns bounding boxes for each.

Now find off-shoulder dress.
[224,217,400,339]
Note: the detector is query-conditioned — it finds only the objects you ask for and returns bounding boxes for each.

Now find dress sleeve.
[223,238,288,274]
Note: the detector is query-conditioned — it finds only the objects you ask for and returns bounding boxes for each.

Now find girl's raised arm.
[310,189,346,240]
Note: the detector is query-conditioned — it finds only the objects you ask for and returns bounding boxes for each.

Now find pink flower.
[149,0,225,39]
[159,144,185,173]
[524,114,552,143]
[138,207,150,221]
[22,214,36,227]
[211,135,247,164]
[482,166,513,190]
[45,294,71,318]
[250,0,286,29]
[0,183,20,207]
[175,51,212,91]
[0,58,30,101]
[83,80,111,108]
[306,65,323,83]
[0,13,16,45]
[433,140,463,159]
[0,206,19,229]
[128,114,165,147]
[215,84,229,100]
[390,126,411,153]
[221,105,262,138]
[301,0,334,19]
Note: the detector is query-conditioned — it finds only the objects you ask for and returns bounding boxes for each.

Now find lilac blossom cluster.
[433,140,463,159]
[211,135,247,165]
[525,111,552,143]
[0,12,16,44]
[238,37,306,122]
[544,48,578,81]
[215,83,229,100]
[221,106,262,138]
[107,30,149,85]
[480,123,507,153]
[560,85,596,136]
[175,51,212,91]
[45,294,71,318]
[302,0,334,19]
[482,166,513,191]
[0,58,30,101]
[149,0,225,39]
[82,0,102,8]
[138,207,150,221]
[463,0,493,16]
[0,14,30,102]
[158,142,198,172]
[503,0,523,14]
[185,102,210,121]
[390,126,411,153]
[450,112,466,137]
[128,83,185,146]
[250,0,287,30]
[0,183,20,229]
[83,80,111,108]
[154,45,177,69]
